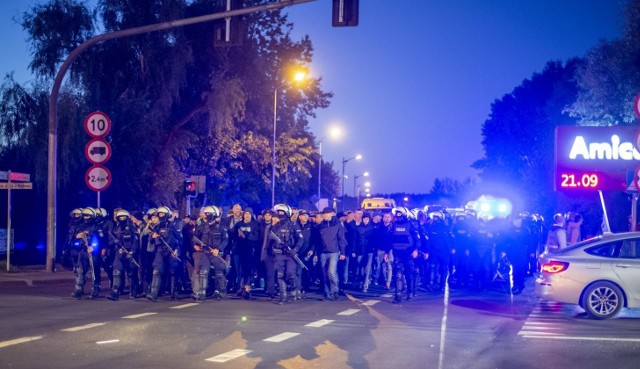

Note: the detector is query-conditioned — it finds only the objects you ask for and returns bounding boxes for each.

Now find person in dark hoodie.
[318,207,348,301]
[234,208,260,299]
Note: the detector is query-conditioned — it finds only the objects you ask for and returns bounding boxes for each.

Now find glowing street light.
[272,65,309,207]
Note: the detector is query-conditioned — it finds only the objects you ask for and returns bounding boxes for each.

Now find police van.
[360,198,396,212]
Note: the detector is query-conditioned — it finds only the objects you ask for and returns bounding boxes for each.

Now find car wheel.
[581,281,624,320]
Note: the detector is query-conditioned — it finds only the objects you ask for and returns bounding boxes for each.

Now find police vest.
[391,221,412,250]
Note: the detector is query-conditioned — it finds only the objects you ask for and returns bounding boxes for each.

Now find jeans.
[320,252,340,295]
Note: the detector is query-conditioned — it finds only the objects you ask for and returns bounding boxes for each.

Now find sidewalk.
[0,264,74,287]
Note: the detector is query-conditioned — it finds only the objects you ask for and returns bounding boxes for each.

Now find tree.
[8,0,336,213]
[567,0,640,126]
[473,60,581,215]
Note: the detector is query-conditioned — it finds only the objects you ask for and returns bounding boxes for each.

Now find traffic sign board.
[85,165,111,192]
[85,138,112,165]
[0,182,32,190]
[84,111,111,138]
[0,171,30,182]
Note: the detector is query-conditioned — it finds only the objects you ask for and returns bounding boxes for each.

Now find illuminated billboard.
[555,126,640,191]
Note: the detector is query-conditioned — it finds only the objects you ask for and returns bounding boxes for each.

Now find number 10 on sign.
[84,111,111,138]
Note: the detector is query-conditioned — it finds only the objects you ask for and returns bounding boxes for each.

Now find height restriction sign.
[84,111,111,138]
[85,165,112,192]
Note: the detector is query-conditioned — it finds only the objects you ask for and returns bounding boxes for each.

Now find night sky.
[0,0,626,195]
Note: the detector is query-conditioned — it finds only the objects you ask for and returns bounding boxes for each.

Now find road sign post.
[0,170,32,271]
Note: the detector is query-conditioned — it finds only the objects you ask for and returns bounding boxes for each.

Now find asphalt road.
[0,279,639,369]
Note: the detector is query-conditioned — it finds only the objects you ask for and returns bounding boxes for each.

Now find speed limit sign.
[84,111,111,138]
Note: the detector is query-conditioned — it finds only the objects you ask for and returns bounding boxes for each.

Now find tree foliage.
[0,0,337,216]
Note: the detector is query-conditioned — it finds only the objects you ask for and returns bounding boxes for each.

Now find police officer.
[426,211,452,292]
[71,208,100,299]
[270,204,304,304]
[63,208,83,269]
[107,209,140,300]
[193,206,229,302]
[146,206,181,302]
[390,207,419,303]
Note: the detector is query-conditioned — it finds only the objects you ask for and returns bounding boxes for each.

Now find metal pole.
[272,86,278,208]
[46,0,318,271]
[353,174,357,202]
[599,190,611,233]
[341,158,346,211]
[6,171,11,272]
[318,140,322,209]
[632,193,638,232]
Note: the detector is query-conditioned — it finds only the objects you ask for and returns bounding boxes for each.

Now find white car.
[536,232,640,319]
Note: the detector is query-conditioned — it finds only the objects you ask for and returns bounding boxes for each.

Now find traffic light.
[332,0,359,27]
[185,180,197,198]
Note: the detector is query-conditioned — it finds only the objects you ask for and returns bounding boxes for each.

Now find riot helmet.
[273,204,292,218]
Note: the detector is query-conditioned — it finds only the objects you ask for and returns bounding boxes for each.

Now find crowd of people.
[63,203,555,305]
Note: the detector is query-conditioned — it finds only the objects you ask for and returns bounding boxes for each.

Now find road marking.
[171,303,199,309]
[263,332,300,343]
[518,331,564,336]
[122,312,158,319]
[519,325,562,330]
[206,349,252,363]
[61,323,106,332]
[96,339,120,344]
[362,300,380,306]
[305,319,334,328]
[381,293,393,298]
[0,336,43,348]
[337,309,361,316]
[522,335,640,342]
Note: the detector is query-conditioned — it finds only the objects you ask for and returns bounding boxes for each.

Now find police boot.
[146,270,161,302]
[73,269,85,299]
[90,284,101,299]
[196,271,208,303]
[393,294,402,304]
[215,271,227,300]
[170,276,178,300]
[277,279,287,305]
[108,270,121,301]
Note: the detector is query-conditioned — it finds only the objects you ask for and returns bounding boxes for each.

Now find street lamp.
[272,66,309,207]
[354,171,369,208]
[341,154,362,210]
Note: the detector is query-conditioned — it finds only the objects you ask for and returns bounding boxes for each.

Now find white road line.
[61,323,107,332]
[522,335,640,342]
[337,309,361,316]
[96,339,120,344]
[362,300,380,306]
[0,336,43,348]
[519,326,562,330]
[206,349,252,363]
[518,331,564,336]
[171,303,199,309]
[122,312,158,319]
[381,293,393,298]
[263,332,300,343]
[305,319,334,328]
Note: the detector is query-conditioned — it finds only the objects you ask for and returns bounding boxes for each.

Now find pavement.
[0,264,74,287]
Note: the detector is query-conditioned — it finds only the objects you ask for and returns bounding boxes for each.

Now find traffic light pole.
[46,0,317,272]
